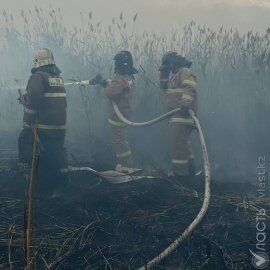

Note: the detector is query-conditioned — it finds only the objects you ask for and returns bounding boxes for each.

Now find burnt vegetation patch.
[0,162,269,269]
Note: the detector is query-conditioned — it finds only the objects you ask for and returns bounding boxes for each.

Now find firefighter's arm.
[89,74,111,88]
[23,73,46,125]
[159,65,170,89]
[104,76,126,101]
[180,68,197,108]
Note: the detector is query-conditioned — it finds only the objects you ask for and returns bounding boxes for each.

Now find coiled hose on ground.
[111,101,211,270]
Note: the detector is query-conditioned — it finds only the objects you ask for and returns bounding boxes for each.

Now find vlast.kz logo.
[250,250,269,269]
[250,156,269,269]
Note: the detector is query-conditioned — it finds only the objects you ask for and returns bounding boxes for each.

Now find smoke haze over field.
[0,0,269,182]
[1,0,270,33]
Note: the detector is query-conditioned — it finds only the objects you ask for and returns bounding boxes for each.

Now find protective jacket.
[104,74,135,126]
[19,65,67,166]
[166,67,197,123]
[23,68,66,136]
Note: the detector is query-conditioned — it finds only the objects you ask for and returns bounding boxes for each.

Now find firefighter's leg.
[53,143,68,190]
[18,127,34,166]
[169,121,192,176]
[187,141,196,176]
[37,135,68,196]
[110,124,133,168]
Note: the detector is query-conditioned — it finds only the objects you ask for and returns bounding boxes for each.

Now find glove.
[89,74,110,88]
[181,92,194,108]
[18,93,27,106]
[159,65,171,89]
[89,74,104,85]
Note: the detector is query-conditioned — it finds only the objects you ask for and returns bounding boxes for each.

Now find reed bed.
[0,7,269,177]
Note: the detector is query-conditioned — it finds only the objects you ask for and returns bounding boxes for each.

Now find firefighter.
[159,52,197,177]
[90,51,138,171]
[18,48,67,194]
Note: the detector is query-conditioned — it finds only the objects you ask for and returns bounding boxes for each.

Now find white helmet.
[33,48,55,68]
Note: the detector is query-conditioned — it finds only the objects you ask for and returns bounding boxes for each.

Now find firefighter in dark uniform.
[159,52,198,177]
[18,48,67,194]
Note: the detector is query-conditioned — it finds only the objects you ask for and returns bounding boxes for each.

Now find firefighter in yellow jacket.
[90,51,137,171]
[18,48,67,193]
[160,52,197,177]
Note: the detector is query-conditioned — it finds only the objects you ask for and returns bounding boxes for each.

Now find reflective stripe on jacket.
[104,74,135,123]
[166,67,197,122]
[23,71,67,135]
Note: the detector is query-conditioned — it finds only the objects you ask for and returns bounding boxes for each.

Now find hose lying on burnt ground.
[64,166,155,184]
[15,82,210,269]
[110,101,211,270]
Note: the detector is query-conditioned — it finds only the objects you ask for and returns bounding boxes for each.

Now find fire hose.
[112,102,182,126]
[15,80,210,269]
[111,101,211,270]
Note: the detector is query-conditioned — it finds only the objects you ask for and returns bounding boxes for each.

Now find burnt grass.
[0,159,270,270]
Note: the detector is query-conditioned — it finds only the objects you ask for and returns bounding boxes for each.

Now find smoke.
[0,7,269,181]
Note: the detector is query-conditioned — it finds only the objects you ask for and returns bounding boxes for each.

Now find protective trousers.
[109,119,133,167]
[169,117,194,176]
[37,134,68,194]
[18,127,68,195]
